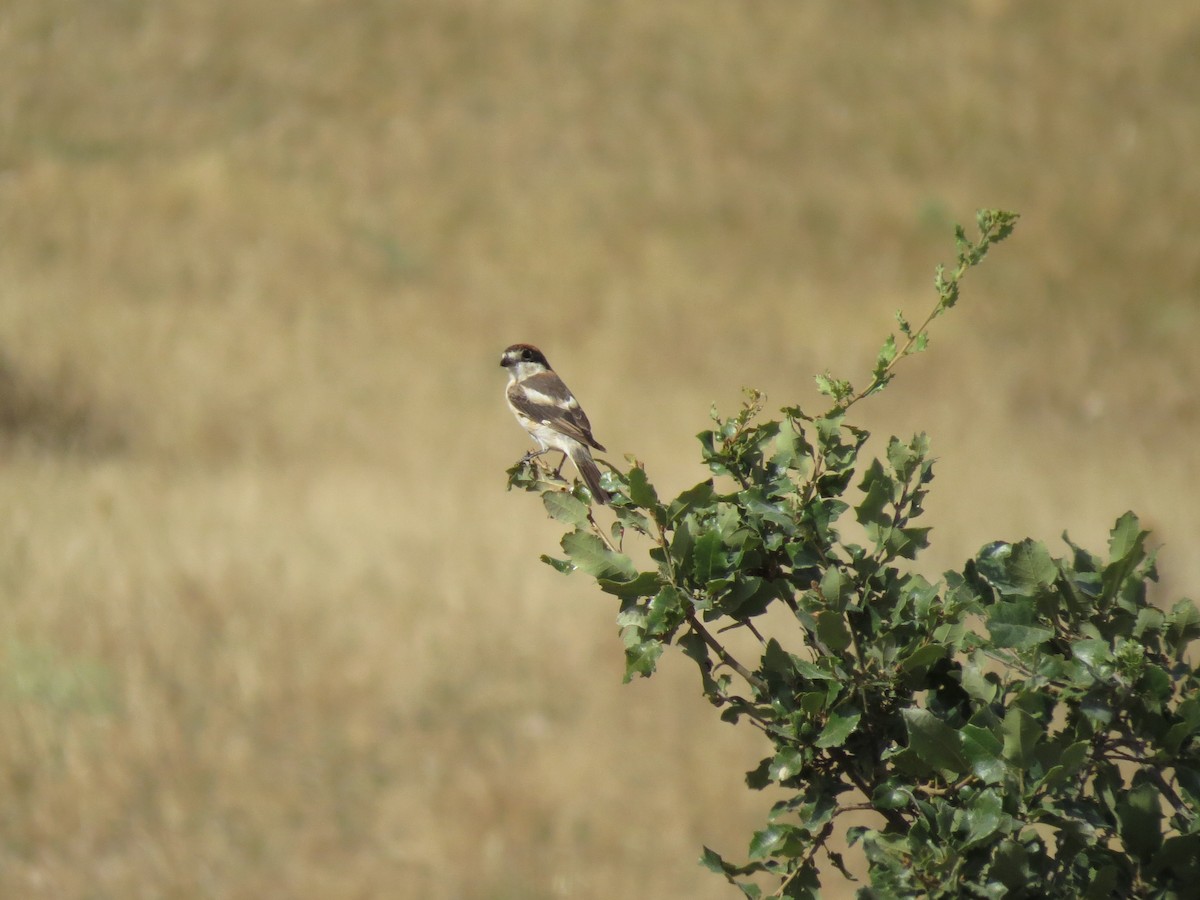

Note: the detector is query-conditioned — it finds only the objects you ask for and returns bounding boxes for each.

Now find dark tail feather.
[571,448,610,505]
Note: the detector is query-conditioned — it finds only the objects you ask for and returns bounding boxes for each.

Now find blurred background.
[1,1,1197,897]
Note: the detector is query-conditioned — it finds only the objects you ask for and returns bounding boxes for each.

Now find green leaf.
[815,708,861,748]
[975,539,1058,599]
[1116,778,1162,862]
[960,724,1007,784]
[1164,698,1200,754]
[872,334,898,381]
[771,424,810,472]
[807,498,848,544]
[613,505,652,539]
[627,466,660,510]
[899,644,945,674]
[646,586,685,636]
[886,433,929,483]
[1083,866,1119,900]
[669,481,717,522]
[814,372,853,403]
[623,639,664,681]
[855,460,893,527]
[768,747,807,783]
[872,780,912,810]
[791,657,836,682]
[961,665,998,704]
[745,756,772,791]
[1133,606,1165,638]
[699,845,768,881]
[962,789,1006,849]
[693,528,722,585]
[1001,707,1042,767]
[542,491,590,528]
[1166,597,1200,653]
[1071,638,1113,671]
[1006,540,1058,592]
[986,600,1054,650]
[902,708,968,777]
[889,525,931,561]
[819,565,849,608]
[761,639,793,681]
[699,846,729,875]
[561,531,636,580]
[749,824,801,859]
[1034,740,1090,792]
[987,838,1033,891]
[977,208,1019,245]
[816,610,852,652]
[1149,834,1200,882]
[1101,512,1150,606]
[597,570,661,600]
[540,554,574,574]
[1107,510,1145,562]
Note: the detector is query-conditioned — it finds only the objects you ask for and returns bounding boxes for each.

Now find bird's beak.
[499,357,508,368]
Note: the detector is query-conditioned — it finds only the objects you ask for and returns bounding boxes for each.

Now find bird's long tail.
[570,448,610,506]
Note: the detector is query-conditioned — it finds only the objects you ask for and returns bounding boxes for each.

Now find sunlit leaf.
[815,708,861,748]
[542,491,590,527]
[561,531,636,580]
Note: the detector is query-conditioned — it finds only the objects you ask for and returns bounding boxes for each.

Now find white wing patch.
[523,385,572,409]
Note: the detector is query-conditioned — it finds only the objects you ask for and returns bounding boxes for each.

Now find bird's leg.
[550,451,569,480]
[520,447,550,464]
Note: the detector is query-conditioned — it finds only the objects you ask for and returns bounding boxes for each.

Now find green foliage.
[506,211,1200,898]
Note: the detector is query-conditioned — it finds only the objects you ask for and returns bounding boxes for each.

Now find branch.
[685,608,768,694]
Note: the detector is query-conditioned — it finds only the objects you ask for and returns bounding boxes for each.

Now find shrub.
[507,211,1200,898]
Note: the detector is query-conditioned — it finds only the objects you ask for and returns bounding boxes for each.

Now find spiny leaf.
[1107,511,1146,562]
[872,334,898,382]
[627,466,661,511]
[814,372,853,403]
[623,639,664,682]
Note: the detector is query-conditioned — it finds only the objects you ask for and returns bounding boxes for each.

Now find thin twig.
[588,506,618,553]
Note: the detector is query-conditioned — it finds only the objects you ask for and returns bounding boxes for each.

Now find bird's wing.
[508,371,606,451]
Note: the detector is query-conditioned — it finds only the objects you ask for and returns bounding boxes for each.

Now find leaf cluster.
[504,211,1200,897]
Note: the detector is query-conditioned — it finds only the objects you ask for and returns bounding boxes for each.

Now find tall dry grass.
[0,1,1197,896]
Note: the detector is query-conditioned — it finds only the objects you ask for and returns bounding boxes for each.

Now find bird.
[499,343,610,505]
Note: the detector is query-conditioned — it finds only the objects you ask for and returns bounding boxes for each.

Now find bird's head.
[499,343,552,378]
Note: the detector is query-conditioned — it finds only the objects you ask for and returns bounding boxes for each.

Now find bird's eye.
[522,349,533,360]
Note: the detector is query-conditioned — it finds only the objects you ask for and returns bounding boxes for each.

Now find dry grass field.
[0,1,1198,897]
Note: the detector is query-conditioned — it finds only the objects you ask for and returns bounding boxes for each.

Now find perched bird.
[499,343,610,505]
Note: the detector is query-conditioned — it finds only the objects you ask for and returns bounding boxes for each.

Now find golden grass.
[0,1,1198,896]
